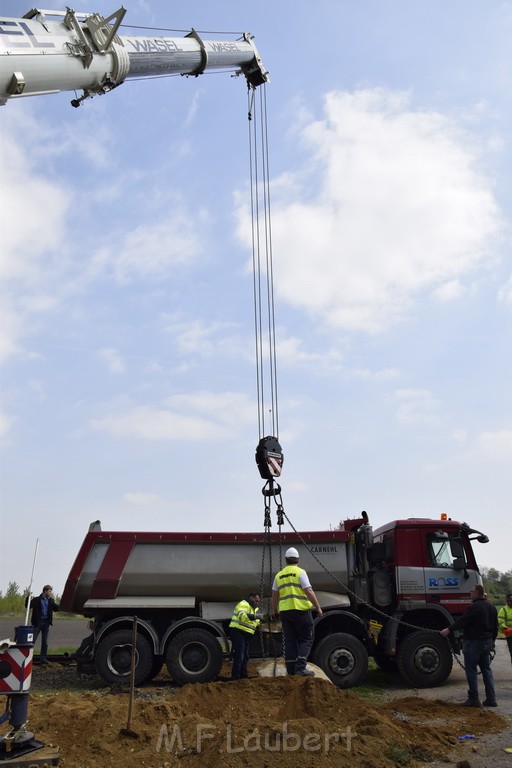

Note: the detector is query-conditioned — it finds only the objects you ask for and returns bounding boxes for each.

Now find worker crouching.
[272,547,323,676]
[229,593,262,680]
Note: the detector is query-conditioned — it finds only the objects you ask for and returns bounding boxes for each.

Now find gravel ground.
[376,639,512,768]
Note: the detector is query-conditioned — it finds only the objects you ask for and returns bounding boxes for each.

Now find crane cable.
[245,98,477,672]
[247,83,279,444]
[247,85,287,659]
[247,85,284,497]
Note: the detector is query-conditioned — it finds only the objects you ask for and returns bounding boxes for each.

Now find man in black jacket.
[25,585,60,664]
[441,584,498,707]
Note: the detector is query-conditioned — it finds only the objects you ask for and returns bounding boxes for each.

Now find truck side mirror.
[452,557,466,571]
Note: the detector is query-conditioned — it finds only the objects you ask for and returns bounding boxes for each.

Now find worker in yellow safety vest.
[498,593,512,665]
[272,547,323,676]
[229,592,261,680]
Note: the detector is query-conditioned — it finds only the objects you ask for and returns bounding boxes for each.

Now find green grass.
[386,742,436,766]
[0,610,82,619]
[48,647,75,655]
[351,659,396,702]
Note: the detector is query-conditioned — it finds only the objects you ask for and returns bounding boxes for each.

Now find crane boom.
[0,6,269,107]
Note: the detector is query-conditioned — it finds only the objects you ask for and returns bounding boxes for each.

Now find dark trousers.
[230,628,251,679]
[506,636,512,664]
[280,609,314,674]
[33,622,50,660]
[463,639,496,702]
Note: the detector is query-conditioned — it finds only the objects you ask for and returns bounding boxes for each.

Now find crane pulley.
[256,435,283,481]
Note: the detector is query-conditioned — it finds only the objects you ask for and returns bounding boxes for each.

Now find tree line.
[0,582,63,616]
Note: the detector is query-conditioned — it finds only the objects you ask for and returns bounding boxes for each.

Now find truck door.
[423,531,478,608]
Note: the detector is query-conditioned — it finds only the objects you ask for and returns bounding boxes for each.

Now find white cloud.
[498,274,512,305]
[88,211,205,284]
[238,88,503,334]
[0,408,14,437]
[163,315,237,357]
[91,391,255,441]
[0,110,206,366]
[0,117,71,285]
[451,428,467,443]
[98,348,126,374]
[277,335,399,380]
[124,492,162,506]
[428,428,512,473]
[92,404,219,440]
[276,336,341,369]
[474,429,512,461]
[432,280,467,302]
[394,388,441,425]
[0,113,72,361]
[164,391,255,428]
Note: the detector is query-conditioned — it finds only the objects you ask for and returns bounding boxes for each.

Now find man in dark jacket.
[441,583,498,707]
[25,585,60,664]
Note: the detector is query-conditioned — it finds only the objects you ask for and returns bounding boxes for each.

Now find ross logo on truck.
[428,577,459,588]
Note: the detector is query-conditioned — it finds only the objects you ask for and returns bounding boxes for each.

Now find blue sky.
[1,0,511,595]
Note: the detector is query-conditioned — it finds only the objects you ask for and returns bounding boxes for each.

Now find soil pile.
[21,674,506,768]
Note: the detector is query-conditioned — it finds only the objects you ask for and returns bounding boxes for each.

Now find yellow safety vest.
[275,565,312,612]
[229,600,261,634]
[498,604,512,632]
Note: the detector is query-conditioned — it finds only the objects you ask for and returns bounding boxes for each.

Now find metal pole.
[24,539,39,626]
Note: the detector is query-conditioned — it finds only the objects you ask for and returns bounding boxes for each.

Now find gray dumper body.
[61,526,354,616]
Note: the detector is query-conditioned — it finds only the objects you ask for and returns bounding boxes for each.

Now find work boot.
[483,699,498,707]
[295,669,315,677]
[461,698,482,708]
[285,663,296,676]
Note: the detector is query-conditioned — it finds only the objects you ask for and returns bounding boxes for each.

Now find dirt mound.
[22,676,506,768]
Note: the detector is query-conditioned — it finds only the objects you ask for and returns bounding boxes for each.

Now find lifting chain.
[279,509,497,669]
[258,483,285,665]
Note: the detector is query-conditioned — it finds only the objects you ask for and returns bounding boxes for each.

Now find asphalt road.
[380,639,512,768]
[0,617,89,650]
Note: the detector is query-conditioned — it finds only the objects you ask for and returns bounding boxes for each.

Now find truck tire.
[312,633,368,688]
[397,631,453,687]
[95,629,153,685]
[166,629,223,685]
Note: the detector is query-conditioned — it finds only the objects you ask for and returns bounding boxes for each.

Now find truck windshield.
[428,534,465,568]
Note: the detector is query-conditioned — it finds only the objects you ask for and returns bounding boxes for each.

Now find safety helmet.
[285,547,299,559]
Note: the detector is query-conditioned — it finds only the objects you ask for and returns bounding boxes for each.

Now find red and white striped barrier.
[0,647,33,694]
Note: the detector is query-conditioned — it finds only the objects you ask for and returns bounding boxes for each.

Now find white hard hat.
[285,547,299,559]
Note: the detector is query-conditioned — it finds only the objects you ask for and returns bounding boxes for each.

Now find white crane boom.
[0,6,269,106]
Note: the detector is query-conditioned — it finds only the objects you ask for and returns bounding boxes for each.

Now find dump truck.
[60,514,489,688]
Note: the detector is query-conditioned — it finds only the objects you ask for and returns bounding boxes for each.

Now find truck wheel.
[95,629,153,685]
[166,629,223,685]
[312,633,368,688]
[397,631,453,687]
